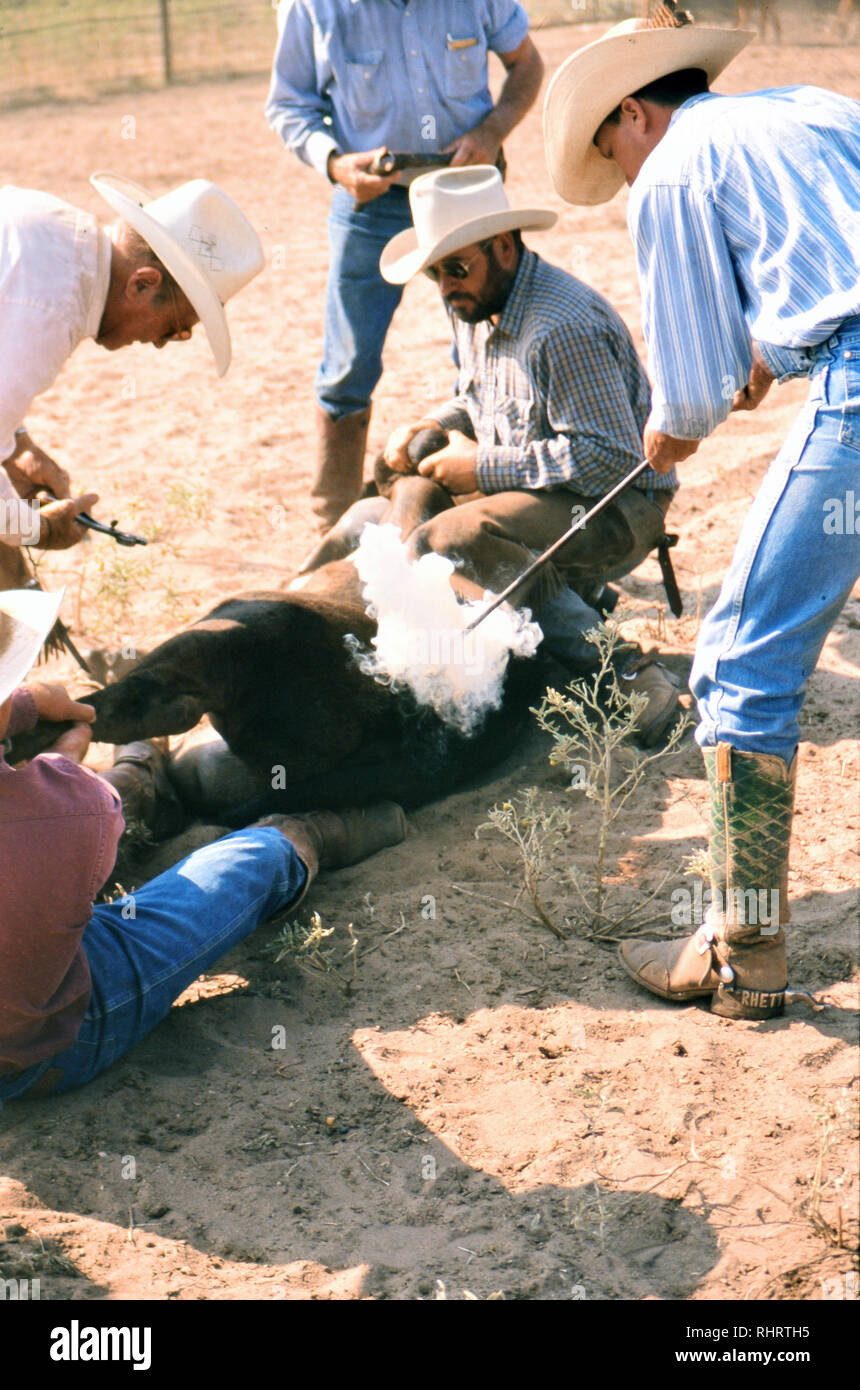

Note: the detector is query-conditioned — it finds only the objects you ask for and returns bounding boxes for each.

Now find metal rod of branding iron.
[463,458,652,634]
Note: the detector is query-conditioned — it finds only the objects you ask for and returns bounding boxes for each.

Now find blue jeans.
[316,185,412,419]
[0,828,306,1104]
[691,318,860,761]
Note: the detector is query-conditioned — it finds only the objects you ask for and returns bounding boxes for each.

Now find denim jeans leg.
[691,331,860,761]
[14,827,306,1097]
[538,585,605,674]
[315,186,410,418]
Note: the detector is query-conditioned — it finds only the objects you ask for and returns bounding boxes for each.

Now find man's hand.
[35,493,99,550]
[3,432,71,500]
[27,682,95,764]
[383,419,444,474]
[27,681,96,726]
[44,723,93,763]
[644,429,701,475]
[327,148,400,204]
[444,35,543,167]
[417,430,478,493]
[444,123,502,168]
[732,349,776,412]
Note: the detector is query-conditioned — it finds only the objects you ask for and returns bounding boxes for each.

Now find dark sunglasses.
[423,239,495,283]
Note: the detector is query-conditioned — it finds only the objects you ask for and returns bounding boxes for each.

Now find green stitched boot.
[619,742,795,1019]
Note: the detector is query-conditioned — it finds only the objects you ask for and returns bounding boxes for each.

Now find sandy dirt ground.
[0,24,858,1303]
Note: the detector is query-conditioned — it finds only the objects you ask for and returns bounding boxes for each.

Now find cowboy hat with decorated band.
[90,173,264,376]
[543,19,754,207]
[380,165,556,285]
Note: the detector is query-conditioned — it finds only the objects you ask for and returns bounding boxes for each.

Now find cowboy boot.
[256,803,407,907]
[102,738,186,841]
[310,403,371,536]
[619,742,794,1019]
[619,649,681,748]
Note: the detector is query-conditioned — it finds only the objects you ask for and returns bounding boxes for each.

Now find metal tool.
[369,150,454,176]
[42,493,148,547]
[464,458,652,633]
[784,988,824,1011]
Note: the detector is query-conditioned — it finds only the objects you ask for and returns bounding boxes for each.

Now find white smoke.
[347,523,542,736]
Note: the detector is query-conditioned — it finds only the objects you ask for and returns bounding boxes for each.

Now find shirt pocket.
[443,34,486,99]
[342,49,386,123]
[494,395,536,448]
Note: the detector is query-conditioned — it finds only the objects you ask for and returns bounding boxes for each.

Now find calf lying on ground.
[8,477,545,831]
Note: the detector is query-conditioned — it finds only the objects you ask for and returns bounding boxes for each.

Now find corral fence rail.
[0,0,846,111]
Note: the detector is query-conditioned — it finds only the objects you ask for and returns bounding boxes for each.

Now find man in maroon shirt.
[0,589,405,1101]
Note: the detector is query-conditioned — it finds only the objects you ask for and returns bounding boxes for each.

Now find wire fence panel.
[0,1,843,110]
[0,0,280,108]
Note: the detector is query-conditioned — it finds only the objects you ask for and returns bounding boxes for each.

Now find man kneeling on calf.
[310,167,682,745]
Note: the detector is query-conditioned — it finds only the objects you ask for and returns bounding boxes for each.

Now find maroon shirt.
[0,688,124,1075]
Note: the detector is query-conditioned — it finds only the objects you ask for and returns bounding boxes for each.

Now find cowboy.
[370,165,678,742]
[0,588,405,1102]
[264,0,544,535]
[544,13,860,1016]
[0,174,264,554]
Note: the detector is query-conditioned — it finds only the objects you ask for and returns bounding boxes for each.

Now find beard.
[444,246,518,323]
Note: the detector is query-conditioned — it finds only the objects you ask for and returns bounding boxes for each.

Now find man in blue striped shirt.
[545,11,860,1019]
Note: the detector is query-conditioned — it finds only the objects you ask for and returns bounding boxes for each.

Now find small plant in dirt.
[88,550,153,638]
[269,911,362,992]
[477,787,574,940]
[69,481,214,643]
[271,911,336,975]
[479,619,692,938]
[802,1086,859,1249]
[148,480,215,558]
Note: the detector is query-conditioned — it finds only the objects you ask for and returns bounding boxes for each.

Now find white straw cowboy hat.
[380,166,556,285]
[0,589,64,707]
[91,173,265,376]
[543,17,754,206]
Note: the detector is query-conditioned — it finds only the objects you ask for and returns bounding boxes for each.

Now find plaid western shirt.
[432,249,676,494]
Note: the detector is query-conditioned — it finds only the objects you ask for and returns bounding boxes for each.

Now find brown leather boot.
[102,739,186,841]
[619,649,681,747]
[311,404,371,535]
[256,803,407,884]
[619,743,795,1019]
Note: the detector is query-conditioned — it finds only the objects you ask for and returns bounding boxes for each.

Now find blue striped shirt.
[628,86,860,439]
[433,249,676,494]
[265,0,530,179]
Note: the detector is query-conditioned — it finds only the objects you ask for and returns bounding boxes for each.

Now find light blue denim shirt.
[627,86,860,438]
[265,0,530,177]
